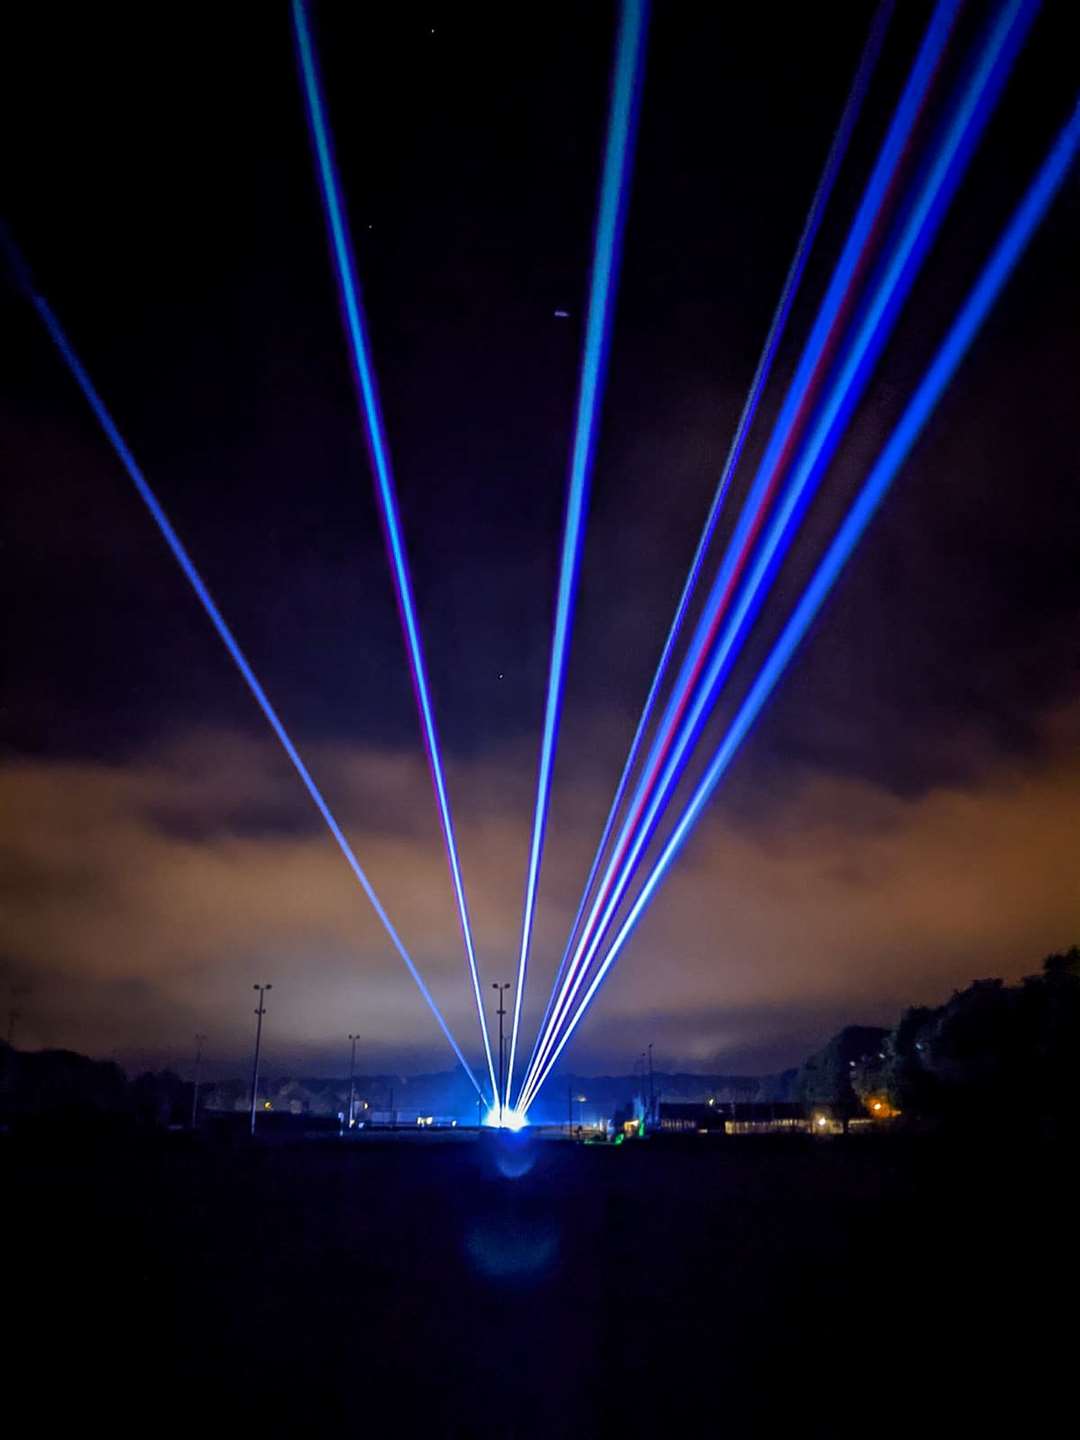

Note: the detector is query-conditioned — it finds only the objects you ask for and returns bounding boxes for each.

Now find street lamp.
[491,983,510,1124]
[347,1033,359,1130]
[567,1086,588,1134]
[249,984,272,1138]
[191,1033,207,1130]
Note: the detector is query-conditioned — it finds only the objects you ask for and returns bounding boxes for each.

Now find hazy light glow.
[522,89,1080,1112]
[484,1107,529,1133]
[507,0,650,1107]
[519,0,1037,1114]
[292,0,497,1104]
[522,0,895,1100]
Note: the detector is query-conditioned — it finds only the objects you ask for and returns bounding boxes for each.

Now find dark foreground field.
[5,1130,1072,1437]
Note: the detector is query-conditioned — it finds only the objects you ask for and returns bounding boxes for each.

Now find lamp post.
[6,984,28,1048]
[347,1033,359,1130]
[191,1033,206,1130]
[491,982,510,1124]
[569,1087,588,1134]
[249,984,271,1138]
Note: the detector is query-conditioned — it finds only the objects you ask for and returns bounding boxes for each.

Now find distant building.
[657,1102,726,1133]
[657,1099,813,1135]
[723,1101,808,1134]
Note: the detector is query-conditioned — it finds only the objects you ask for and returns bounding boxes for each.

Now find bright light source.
[815,1115,828,1129]
[484,1107,528,1132]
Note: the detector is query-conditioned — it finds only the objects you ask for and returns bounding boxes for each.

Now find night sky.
[3,2,1078,1084]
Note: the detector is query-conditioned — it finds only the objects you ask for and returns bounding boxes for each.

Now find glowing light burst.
[292,0,496,1104]
[519,0,1036,1111]
[519,0,965,1107]
[522,90,1080,1114]
[521,0,895,1100]
[506,0,650,1107]
[484,1107,529,1133]
[7,254,485,1100]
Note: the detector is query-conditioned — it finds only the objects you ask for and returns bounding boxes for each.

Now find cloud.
[2,704,1079,1077]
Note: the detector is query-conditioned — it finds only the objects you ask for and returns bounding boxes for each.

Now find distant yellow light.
[263,1101,272,1110]
[873,1101,882,1112]
[815,1115,828,1129]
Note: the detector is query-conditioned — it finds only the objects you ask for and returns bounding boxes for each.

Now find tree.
[797,1026,888,1131]
[872,945,1080,1131]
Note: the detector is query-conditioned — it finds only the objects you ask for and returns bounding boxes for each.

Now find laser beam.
[506,0,650,1108]
[292,0,497,1103]
[519,0,966,1105]
[522,87,1080,1113]
[8,242,484,1100]
[521,0,895,1099]
[522,0,1039,1109]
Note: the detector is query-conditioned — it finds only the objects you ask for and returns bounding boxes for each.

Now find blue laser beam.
[522,0,1040,1109]
[522,89,1080,1114]
[520,0,969,1105]
[292,0,497,1103]
[505,0,650,1108]
[9,247,484,1099]
[520,0,895,1103]
[523,0,1037,1112]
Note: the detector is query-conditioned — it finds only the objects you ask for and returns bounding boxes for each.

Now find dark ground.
[4,1130,1072,1437]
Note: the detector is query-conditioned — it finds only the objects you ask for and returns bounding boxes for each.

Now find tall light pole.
[191,1033,206,1130]
[7,984,28,1048]
[249,984,271,1138]
[647,1042,655,1124]
[347,1033,359,1130]
[491,983,510,1124]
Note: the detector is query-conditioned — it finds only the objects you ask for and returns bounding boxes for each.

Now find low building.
[657,1101,726,1133]
[724,1100,808,1135]
[656,1099,815,1135]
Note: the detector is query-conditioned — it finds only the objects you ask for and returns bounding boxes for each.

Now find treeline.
[798,945,1080,1134]
[0,1044,191,1131]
